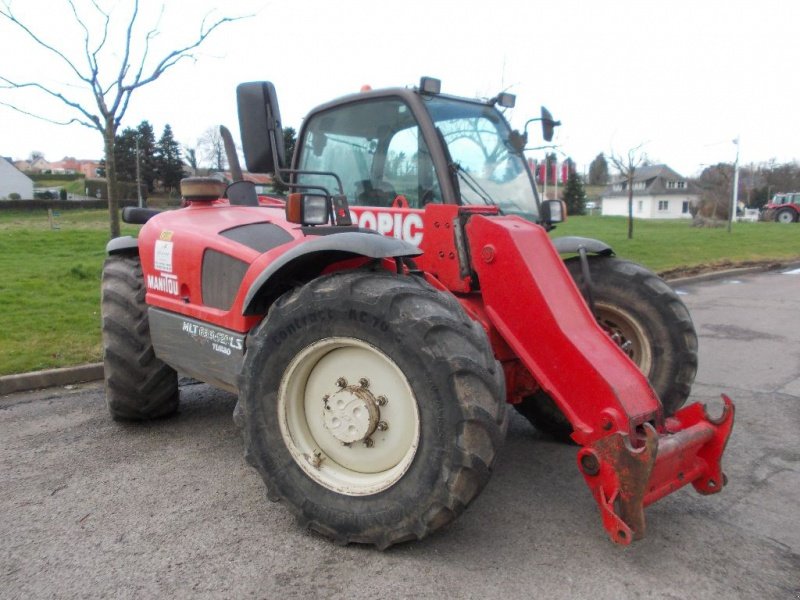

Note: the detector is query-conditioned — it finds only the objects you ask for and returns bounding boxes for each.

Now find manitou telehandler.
[102,77,733,548]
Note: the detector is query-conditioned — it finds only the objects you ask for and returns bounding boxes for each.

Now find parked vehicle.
[762,192,800,222]
[101,77,734,548]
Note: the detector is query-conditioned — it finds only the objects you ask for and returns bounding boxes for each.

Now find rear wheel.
[515,256,697,441]
[236,270,507,548]
[776,208,797,223]
[101,255,178,420]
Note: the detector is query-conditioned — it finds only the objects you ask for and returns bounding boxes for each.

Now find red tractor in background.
[101,77,734,548]
[762,192,800,222]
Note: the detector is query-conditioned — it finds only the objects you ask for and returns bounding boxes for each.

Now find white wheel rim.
[595,301,653,377]
[278,337,420,496]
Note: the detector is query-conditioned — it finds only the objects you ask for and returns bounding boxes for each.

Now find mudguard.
[552,236,613,256]
[242,231,422,315]
[106,236,139,255]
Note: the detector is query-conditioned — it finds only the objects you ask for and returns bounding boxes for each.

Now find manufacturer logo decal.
[181,321,244,356]
[146,273,179,295]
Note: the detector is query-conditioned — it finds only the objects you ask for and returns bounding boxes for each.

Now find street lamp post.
[729,137,740,233]
[136,137,143,209]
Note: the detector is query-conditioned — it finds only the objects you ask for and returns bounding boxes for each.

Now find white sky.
[1,0,798,177]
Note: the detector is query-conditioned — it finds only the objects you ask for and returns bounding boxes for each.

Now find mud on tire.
[516,256,698,440]
[236,270,507,549]
[101,255,178,420]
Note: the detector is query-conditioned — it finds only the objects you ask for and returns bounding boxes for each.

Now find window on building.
[666,180,686,189]
[658,200,669,211]
[682,201,689,214]
[637,200,643,213]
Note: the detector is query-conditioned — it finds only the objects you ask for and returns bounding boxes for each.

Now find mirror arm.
[266,125,345,196]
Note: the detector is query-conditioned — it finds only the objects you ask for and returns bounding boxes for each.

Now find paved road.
[2,269,798,599]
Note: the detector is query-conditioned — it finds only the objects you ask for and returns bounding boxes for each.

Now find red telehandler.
[102,77,733,548]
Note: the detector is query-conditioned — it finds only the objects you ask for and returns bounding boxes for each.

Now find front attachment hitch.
[577,395,735,544]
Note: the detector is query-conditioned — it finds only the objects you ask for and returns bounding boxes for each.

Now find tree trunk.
[627,174,634,239]
[103,121,121,239]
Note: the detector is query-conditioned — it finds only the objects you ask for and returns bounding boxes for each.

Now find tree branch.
[0,76,101,129]
[127,13,250,91]
[0,99,97,129]
[109,0,140,117]
[0,0,90,84]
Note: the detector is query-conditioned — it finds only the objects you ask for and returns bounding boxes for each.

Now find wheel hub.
[323,385,380,444]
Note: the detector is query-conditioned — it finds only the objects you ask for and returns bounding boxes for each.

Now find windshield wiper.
[435,126,500,210]
[453,163,497,208]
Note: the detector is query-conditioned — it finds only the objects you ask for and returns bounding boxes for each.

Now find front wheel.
[237,270,507,548]
[515,256,698,440]
[776,208,797,223]
[101,255,178,420]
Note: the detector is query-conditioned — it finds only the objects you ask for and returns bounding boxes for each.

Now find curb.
[0,363,103,396]
[664,260,800,286]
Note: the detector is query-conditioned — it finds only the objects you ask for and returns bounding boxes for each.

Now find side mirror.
[541,199,567,224]
[237,81,286,173]
[541,106,561,143]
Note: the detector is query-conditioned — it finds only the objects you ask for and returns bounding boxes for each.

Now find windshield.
[423,96,539,220]
[296,98,442,209]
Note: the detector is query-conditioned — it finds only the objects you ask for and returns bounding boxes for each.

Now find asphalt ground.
[1,268,798,599]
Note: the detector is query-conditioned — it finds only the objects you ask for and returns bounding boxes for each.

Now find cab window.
[297,98,441,208]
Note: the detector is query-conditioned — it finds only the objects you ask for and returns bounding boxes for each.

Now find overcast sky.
[1,0,798,177]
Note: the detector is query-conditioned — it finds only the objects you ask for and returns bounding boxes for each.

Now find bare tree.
[609,144,647,239]
[0,1,247,237]
[198,126,227,171]
[183,145,198,175]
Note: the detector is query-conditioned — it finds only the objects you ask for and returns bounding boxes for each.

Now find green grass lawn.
[553,215,800,273]
[0,210,138,375]
[33,178,88,195]
[0,209,797,376]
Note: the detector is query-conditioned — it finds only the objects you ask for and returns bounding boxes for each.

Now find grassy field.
[553,216,800,273]
[33,178,88,195]
[0,210,138,376]
[0,209,797,376]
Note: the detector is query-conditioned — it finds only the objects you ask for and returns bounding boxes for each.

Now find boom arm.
[461,212,734,544]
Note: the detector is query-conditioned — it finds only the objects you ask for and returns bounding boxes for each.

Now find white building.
[601,164,699,219]
[0,158,34,200]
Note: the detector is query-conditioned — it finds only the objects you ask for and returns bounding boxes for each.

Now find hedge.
[28,172,86,182]
[0,199,138,211]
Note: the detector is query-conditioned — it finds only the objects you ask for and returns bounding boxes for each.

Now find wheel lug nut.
[377,421,388,431]
[336,377,347,389]
[307,450,323,469]
[363,438,374,448]
[377,395,388,406]
[359,378,369,389]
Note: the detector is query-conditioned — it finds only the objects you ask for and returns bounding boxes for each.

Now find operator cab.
[294,81,544,222]
[237,78,564,227]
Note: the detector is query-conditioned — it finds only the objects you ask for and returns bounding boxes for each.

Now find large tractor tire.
[236,270,507,549]
[101,255,178,420]
[776,208,797,223]
[515,256,698,441]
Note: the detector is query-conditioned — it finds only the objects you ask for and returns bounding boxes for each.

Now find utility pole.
[554,157,559,201]
[729,137,740,233]
[542,158,548,200]
[136,137,143,208]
